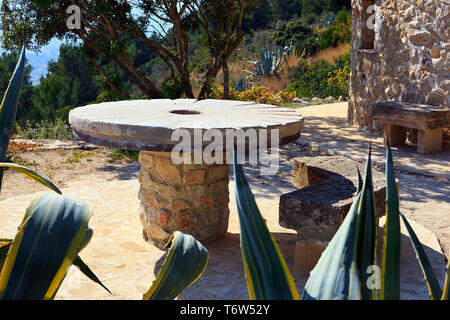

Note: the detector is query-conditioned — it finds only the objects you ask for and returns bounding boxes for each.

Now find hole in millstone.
[169,110,201,115]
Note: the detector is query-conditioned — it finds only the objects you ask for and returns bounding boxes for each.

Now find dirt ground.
[0,140,140,201]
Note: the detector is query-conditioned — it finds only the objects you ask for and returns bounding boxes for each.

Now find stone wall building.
[348,0,449,138]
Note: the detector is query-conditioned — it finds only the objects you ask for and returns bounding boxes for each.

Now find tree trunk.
[223,58,230,100]
[179,68,195,98]
[89,57,130,100]
[198,63,222,100]
[115,54,162,99]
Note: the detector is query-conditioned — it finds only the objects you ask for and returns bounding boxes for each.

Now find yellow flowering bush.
[209,85,297,105]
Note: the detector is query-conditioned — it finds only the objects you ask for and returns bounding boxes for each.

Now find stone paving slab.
[296,103,450,179]
[0,178,446,300]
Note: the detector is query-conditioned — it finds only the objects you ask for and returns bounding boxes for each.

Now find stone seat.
[372,101,450,154]
[279,156,394,274]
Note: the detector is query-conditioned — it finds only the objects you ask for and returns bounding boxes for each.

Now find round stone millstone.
[69,99,304,151]
[69,99,304,247]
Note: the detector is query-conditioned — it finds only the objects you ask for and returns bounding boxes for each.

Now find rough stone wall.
[349,0,449,136]
[138,151,230,248]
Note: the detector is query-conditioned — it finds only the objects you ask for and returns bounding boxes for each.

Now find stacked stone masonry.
[349,0,450,141]
[138,151,230,248]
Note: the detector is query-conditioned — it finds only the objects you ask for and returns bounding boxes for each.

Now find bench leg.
[417,129,443,154]
[383,124,407,147]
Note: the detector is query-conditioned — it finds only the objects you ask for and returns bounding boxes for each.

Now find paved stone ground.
[0,148,446,300]
[295,103,450,258]
[0,102,448,299]
[297,103,450,179]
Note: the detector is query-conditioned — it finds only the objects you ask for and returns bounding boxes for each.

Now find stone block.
[417,128,443,154]
[183,170,206,184]
[279,156,396,273]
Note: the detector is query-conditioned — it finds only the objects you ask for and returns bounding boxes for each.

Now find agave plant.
[246,49,285,78]
[233,146,449,300]
[0,48,208,300]
[234,78,247,92]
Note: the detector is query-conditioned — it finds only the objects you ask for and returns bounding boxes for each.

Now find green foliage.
[96,90,121,103]
[327,65,351,96]
[54,105,74,123]
[272,21,319,56]
[0,52,34,122]
[48,44,102,106]
[31,74,77,120]
[289,54,350,98]
[318,8,352,50]
[14,119,74,140]
[271,0,302,21]
[247,49,284,77]
[160,79,184,100]
[108,149,139,162]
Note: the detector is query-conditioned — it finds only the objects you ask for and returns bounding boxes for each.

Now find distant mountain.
[0,38,61,84]
[27,39,62,84]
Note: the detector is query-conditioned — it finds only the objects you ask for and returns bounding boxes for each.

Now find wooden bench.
[372,101,450,154]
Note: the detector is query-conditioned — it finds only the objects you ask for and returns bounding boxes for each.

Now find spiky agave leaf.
[442,261,449,300]
[142,231,208,300]
[0,240,12,273]
[354,147,378,300]
[0,47,26,193]
[0,192,100,300]
[399,213,442,300]
[301,192,362,300]
[0,162,61,194]
[72,255,111,295]
[233,151,299,300]
[380,143,401,299]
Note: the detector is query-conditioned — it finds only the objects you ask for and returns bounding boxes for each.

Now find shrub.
[272,21,319,56]
[96,90,121,103]
[327,64,351,97]
[289,54,350,98]
[14,119,75,140]
[160,78,184,99]
[55,105,74,123]
[318,8,352,50]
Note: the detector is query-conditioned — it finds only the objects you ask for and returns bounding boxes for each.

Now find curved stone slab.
[69,99,304,152]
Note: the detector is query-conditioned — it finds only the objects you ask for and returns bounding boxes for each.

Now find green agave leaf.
[0,192,94,300]
[73,255,111,295]
[399,213,442,300]
[356,167,363,194]
[442,261,449,300]
[0,47,26,193]
[380,142,401,300]
[354,147,378,300]
[143,231,208,300]
[233,151,299,300]
[0,162,62,194]
[302,192,362,300]
[0,240,12,273]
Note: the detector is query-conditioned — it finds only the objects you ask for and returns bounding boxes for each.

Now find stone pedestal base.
[138,151,230,248]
